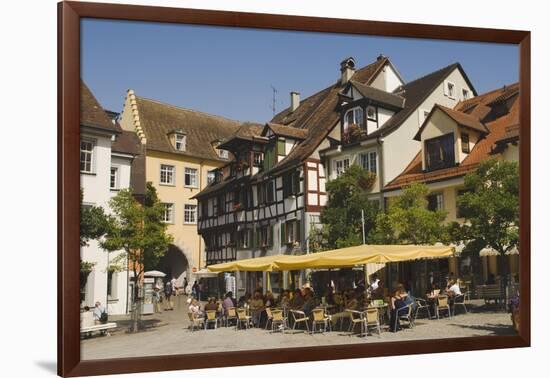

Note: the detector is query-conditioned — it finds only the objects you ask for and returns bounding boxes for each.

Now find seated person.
[264,291,276,308]
[204,297,218,312]
[249,291,265,326]
[188,298,204,318]
[389,288,408,332]
[289,288,304,309]
[302,288,316,316]
[279,290,291,308]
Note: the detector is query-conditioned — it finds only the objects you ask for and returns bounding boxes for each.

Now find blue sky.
[81,19,518,123]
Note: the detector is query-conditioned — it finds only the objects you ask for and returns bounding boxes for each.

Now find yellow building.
[384,83,520,291]
[119,90,243,284]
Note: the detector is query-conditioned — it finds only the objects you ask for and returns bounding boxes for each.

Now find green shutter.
[277,138,286,156]
[280,222,287,245]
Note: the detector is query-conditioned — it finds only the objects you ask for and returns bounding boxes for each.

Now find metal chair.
[270,309,288,333]
[264,308,274,330]
[225,307,238,327]
[187,312,204,331]
[436,295,452,319]
[235,308,252,330]
[347,310,366,337]
[452,294,468,315]
[365,307,381,337]
[414,298,432,320]
[205,310,218,330]
[290,310,310,334]
[312,308,330,334]
[398,304,415,329]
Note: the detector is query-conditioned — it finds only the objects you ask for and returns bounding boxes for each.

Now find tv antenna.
[270,85,278,117]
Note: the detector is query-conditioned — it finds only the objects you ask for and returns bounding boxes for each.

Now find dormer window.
[462,88,471,100]
[174,133,186,151]
[425,133,455,171]
[461,133,470,153]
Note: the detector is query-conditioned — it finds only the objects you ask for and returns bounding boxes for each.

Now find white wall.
[382,67,474,185]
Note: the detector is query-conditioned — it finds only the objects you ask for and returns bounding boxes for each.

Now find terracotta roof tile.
[265,123,309,140]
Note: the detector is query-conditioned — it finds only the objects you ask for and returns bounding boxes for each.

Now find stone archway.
[155,244,190,286]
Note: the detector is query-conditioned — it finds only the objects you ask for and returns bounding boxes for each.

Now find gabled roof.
[131,95,242,161]
[366,62,476,140]
[413,104,489,141]
[385,83,519,190]
[347,80,406,109]
[80,80,119,133]
[264,123,309,140]
[265,57,389,174]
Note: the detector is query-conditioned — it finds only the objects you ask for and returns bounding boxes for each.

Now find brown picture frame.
[58,1,531,376]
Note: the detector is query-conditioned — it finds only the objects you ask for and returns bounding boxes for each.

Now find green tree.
[369,182,447,244]
[456,159,519,299]
[100,183,173,331]
[319,164,378,249]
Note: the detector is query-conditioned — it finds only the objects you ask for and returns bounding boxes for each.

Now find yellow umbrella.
[207,254,294,272]
[273,244,455,271]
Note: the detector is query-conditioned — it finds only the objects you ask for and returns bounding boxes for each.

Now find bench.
[477,285,503,304]
[80,311,117,338]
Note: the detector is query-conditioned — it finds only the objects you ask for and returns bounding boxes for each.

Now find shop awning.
[273,244,455,271]
[207,244,455,272]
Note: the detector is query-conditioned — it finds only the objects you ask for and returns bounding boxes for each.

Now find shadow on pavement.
[449,323,515,336]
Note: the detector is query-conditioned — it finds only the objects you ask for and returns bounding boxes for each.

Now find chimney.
[377,54,386,61]
[340,57,356,85]
[290,91,300,112]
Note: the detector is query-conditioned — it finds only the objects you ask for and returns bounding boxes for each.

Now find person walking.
[192,280,199,299]
[164,279,174,311]
[183,277,189,296]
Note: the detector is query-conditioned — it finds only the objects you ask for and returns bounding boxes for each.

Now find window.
[80,139,95,173]
[461,133,470,153]
[366,106,377,121]
[162,203,174,223]
[334,158,350,177]
[462,88,471,100]
[160,164,175,185]
[427,193,444,211]
[283,170,300,198]
[216,195,224,215]
[184,204,197,224]
[360,152,377,174]
[107,270,117,299]
[175,133,186,151]
[344,107,364,129]
[445,80,456,99]
[207,170,215,185]
[253,152,264,166]
[218,149,229,159]
[425,133,455,171]
[281,220,301,245]
[258,225,273,248]
[200,200,209,219]
[238,229,252,249]
[184,167,198,187]
[258,183,266,206]
[110,167,119,190]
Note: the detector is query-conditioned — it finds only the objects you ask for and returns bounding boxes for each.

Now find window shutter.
[282,174,289,198]
[277,138,286,156]
[293,171,300,194]
[295,220,301,242]
[280,222,287,245]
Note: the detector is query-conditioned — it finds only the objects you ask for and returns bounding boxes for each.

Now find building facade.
[384,83,520,292]
[80,81,142,315]
[118,91,245,285]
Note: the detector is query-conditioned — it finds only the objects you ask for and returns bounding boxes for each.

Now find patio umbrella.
[479,247,500,257]
[143,270,166,278]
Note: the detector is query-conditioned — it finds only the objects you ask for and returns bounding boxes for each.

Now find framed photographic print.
[58,1,530,376]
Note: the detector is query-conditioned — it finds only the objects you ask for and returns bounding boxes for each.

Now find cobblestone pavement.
[81,295,515,360]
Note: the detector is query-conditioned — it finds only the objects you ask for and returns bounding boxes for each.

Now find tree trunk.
[132,279,140,332]
[498,252,508,311]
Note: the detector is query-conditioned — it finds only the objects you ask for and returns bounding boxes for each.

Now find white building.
[80,81,142,315]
